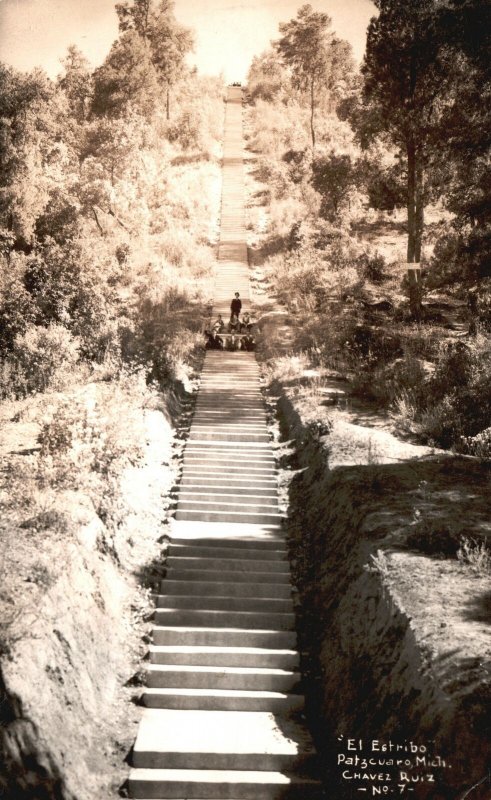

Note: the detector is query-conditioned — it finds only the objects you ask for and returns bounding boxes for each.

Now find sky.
[0,0,376,83]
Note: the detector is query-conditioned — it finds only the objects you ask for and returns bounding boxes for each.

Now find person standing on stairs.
[231,292,242,318]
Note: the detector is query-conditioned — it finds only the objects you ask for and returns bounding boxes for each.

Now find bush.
[353,353,428,406]
[477,278,491,331]
[457,537,491,575]
[365,163,406,213]
[311,152,355,221]
[38,379,146,490]
[167,109,202,151]
[0,255,36,354]
[266,238,366,313]
[426,226,461,290]
[1,324,81,398]
[357,251,388,284]
[461,427,491,460]
[393,337,491,448]
[406,520,465,556]
[129,284,204,385]
[22,240,115,360]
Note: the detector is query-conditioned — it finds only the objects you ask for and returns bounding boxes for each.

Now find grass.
[457,537,491,576]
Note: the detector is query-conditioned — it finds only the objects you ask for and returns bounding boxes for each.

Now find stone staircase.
[127,86,322,800]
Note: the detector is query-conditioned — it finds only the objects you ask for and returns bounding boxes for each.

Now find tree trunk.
[406,138,424,318]
[91,207,105,237]
[166,86,170,121]
[407,137,417,263]
[310,76,315,150]
[414,160,424,262]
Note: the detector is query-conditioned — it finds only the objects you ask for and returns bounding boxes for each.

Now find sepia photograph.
[0,1,490,799]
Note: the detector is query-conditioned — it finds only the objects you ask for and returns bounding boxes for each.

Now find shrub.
[354,354,427,406]
[38,378,146,493]
[167,109,202,151]
[357,251,388,284]
[22,240,115,360]
[457,537,491,575]
[311,152,355,221]
[115,243,130,265]
[461,427,491,460]
[477,278,491,331]
[365,162,406,213]
[426,226,461,290]
[390,336,491,448]
[0,255,36,354]
[268,197,307,240]
[5,324,81,397]
[407,520,466,556]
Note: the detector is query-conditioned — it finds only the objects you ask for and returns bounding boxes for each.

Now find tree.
[358,154,406,213]
[116,0,153,37]
[0,65,59,248]
[431,0,491,280]
[92,30,161,118]
[361,0,444,263]
[115,0,194,119]
[247,50,288,103]
[150,6,194,119]
[311,153,355,221]
[275,4,355,149]
[58,45,93,124]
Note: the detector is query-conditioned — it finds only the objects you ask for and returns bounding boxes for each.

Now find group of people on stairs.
[205,292,255,351]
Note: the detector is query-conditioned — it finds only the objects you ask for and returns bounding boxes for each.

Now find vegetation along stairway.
[128,86,322,800]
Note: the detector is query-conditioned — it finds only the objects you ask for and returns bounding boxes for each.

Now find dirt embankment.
[0,379,194,800]
[275,389,491,800]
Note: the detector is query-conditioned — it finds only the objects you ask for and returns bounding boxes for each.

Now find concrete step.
[160,580,292,599]
[173,479,278,502]
[179,476,278,489]
[167,556,288,574]
[146,664,301,692]
[180,439,271,449]
[165,566,289,583]
[188,433,270,442]
[180,461,276,471]
[132,709,316,771]
[177,506,279,521]
[175,510,283,524]
[183,446,274,457]
[184,448,274,459]
[197,389,262,394]
[191,415,267,422]
[191,420,268,428]
[142,687,304,712]
[148,645,299,668]
[154,595,291,613]
[153,608,295,630]
[152,627,296,648]
[178,462,276,472]
[194,403,265,411]
[168,544,286,560]
[192,407,265,414]
[168,536,286,552]
[128,767,322,799]
[175,497,279,510]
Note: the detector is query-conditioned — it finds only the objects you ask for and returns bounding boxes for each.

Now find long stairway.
[128,87,321,800]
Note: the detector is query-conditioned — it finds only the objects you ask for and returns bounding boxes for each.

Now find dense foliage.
[247,0,491,455]
[0,0,224,398]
